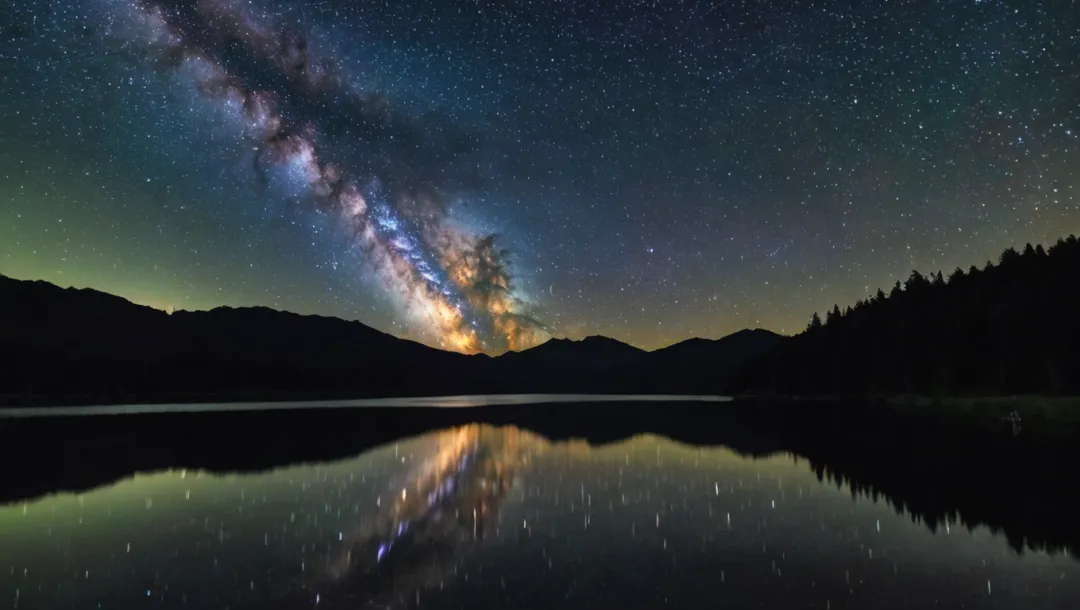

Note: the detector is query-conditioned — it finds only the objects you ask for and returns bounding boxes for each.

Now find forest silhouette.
[740,235,1080,395]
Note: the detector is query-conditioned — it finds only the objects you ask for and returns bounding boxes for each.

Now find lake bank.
[733,394,1080,435]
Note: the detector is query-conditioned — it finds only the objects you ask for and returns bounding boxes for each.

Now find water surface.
[2,421,1077,609]
[0,394,729,418]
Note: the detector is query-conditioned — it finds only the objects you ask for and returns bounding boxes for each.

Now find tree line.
[740,235,1080,396]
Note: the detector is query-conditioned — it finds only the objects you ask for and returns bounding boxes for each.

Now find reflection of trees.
[752,403,1080,560]
[809,459,1068,557]
[325,425,549,604]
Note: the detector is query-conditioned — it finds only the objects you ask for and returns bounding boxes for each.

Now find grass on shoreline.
[738,394,1080,434]
[887,395,1080,429]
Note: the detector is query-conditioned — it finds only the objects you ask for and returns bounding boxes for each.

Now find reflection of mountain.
[325,425,538,603]
[3,401,1079,565]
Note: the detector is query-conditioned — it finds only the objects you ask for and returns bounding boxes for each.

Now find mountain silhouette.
[492,335,647,390]
[0,274,776,405]
[4,234,1078,405]
[503,335,645,365]
[0,275,482,402]
[632,329,783,393]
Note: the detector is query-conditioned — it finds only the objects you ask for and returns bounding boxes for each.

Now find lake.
[1,397,1078,609]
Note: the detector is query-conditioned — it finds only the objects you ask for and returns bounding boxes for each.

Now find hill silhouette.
[0,276,485,401]
[738,235,1080,396]
[577,329,782,394]
[5,235,1076,404]
[0,275,777,405]
[497,335,645,371]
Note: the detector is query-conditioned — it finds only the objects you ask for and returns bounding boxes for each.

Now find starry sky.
[1,0,1078,352]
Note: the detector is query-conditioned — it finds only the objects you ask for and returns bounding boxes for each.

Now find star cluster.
[1,0,1077,351]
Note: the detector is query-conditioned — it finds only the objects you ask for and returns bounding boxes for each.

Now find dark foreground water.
[1,398,1078,609]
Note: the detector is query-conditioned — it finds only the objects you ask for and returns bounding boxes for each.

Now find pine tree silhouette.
[742,236,1080,396]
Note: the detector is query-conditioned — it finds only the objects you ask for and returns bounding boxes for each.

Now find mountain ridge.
[0,274,777,404]
[0,273,775,356]
[7,234,1077,403]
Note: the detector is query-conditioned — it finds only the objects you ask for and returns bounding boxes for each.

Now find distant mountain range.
[8,235,1076,406]
[0,274,781,405]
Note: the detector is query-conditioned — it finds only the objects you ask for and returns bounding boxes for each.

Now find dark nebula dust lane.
[1,0,1078,350]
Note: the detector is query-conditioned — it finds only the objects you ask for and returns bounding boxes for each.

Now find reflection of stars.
[19,427,1080,608]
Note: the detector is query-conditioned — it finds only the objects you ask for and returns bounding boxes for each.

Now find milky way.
[116,0,545,352]
[1,0,1078,350]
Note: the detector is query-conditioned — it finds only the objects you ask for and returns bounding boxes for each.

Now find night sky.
[1,0,1077,353]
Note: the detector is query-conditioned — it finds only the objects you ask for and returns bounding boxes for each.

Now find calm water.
[0,394,730,418]
[2,421,1077,609]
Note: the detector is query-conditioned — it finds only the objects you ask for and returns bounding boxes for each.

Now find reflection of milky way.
[122,0,545,353]
[326,425,542,604]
